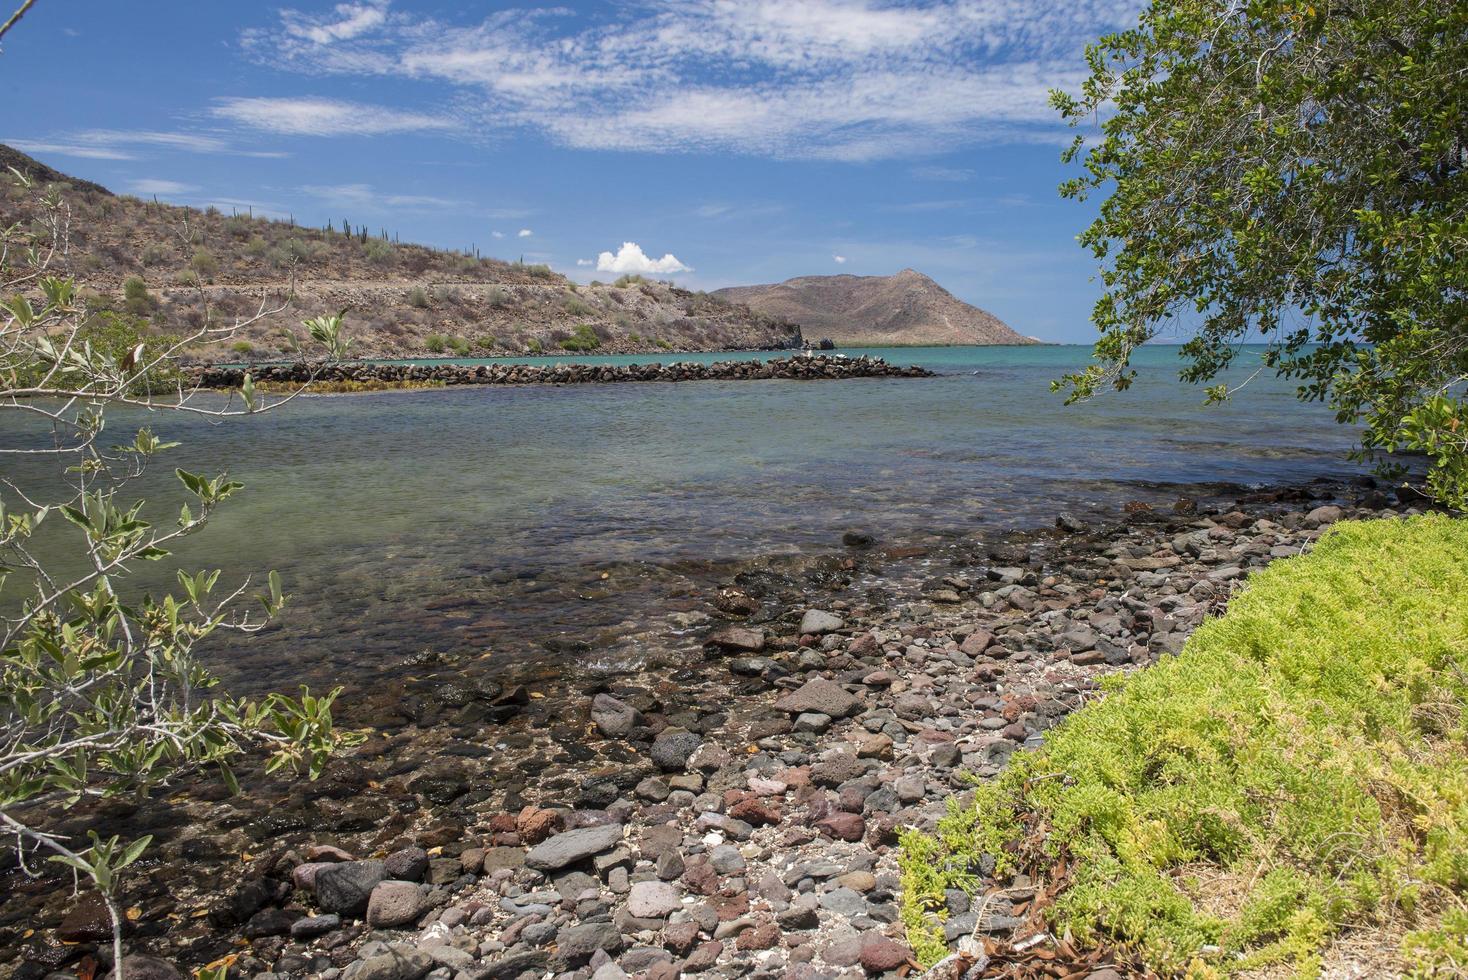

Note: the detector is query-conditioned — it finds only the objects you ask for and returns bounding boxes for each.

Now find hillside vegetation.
[0,144,801,360]
[714,269,1033,347]
[900,515,1468,977]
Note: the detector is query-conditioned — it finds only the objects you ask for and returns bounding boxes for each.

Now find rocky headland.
[0,480,1420,980]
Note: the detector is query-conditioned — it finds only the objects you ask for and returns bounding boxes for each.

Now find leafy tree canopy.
[1054,0,1468,504]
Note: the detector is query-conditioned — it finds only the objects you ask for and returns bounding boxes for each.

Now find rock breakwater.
[194,355,932,390]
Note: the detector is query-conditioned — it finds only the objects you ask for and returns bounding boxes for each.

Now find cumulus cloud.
[596,242,691,275]
[517,228,533,237]
[833,255,847,264]
[240,0,1144,160]
[575,258,594,266]
[213,96,452,136]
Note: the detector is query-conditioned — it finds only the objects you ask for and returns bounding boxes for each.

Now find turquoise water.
[4,345,1363,695]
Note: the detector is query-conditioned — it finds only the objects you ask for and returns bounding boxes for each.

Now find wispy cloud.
[239,0,1142,160]
[517,228,532,238]
[911,165,976,181]
[213,96,453,137]
[6,129,287,160]
[128,178,198,196]
[596,242,691,275]
[301,182,461,210]
[833,254,848,264]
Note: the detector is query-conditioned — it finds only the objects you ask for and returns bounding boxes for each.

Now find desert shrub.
[475,336,498,351]
[455,256,478,275]
[432,284,461,304]
[244,235,269,257]
[526,337,543,353]
[614,274,647,288]
[557,324,602,352]
[563,294,593,316]
[231,340,255,355]
[407,286,431,309]
[189,248,218,278]
[484,286,509,307]
[122,275,153,315]
[655,338,672,349]
[139,243,168,266]
[365,238,395,266]
[424,333,448,353]
[175,268,200,286]
[284,237,316,264]
[223,214,253,238]
[526,263,556,280]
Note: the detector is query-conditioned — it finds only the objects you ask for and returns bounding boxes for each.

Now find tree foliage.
[1053,0,1468,504]
[1,169,358,976]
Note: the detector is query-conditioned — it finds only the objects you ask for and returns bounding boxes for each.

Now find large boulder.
[366,881,424,928]
[704,626,766,653]
[650,731,702,772]
[524,824,624,872]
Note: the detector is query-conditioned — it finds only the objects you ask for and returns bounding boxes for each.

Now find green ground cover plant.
[900,516,1468,976]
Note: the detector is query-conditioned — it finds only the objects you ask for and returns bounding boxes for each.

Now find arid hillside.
[713,269,1033,346]
[0,145,801,360]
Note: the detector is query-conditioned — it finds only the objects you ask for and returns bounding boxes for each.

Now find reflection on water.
[2,345,1361,697]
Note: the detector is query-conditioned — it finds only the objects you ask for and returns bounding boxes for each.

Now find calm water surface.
[4,345,1362,696]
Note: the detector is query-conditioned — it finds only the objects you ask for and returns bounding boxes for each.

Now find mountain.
[0,144,801,360]
[712,269,1033,346]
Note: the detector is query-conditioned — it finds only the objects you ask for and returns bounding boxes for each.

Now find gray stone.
[290,914,340,939]
[794,712,832,734]
[464,951,549,980]
[366,881,423,928]
[626,880,681,918]
[774,678,863,718]
[342,948,432,980]
[709,844,746,875]
[591,694,640,738]
[383,847,428,882]
[553,922,623,967]
[315,860,386,916]
[524,824,624,871]
[650,731,702,772]
[819,887,868,917]
[800,610,845,635]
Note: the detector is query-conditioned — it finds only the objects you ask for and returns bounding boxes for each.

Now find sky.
[0,0,1145,342]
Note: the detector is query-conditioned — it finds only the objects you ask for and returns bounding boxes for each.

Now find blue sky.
[1,0,1144,342]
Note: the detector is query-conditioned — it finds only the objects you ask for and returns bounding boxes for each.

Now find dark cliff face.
[713,271,1033,346]
[0,143,113,196]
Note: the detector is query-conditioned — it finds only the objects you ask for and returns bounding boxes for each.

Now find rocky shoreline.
[0,478,1422,980]
[191,355,932,391]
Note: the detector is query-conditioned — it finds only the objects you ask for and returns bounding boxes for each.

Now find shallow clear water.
[3,345,1361,696]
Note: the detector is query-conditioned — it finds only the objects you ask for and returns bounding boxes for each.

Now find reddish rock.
[858,934,912,973]
[959,629,994,656]
[848,633,880,657]
[735,921,781,951]
[728,796,782,826]
[515,806,561,844]
[816,812,866,842]
[683,941,724,972]
[662,920,701,955]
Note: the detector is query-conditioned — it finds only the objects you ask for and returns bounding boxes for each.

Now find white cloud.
[596,242,691,275]
[128,178,197,196]
[301,182,462,209]
[517,228,532,237]
[213,96,453,137]
[575,258,594,267]
[912,165,976,181]
[491,230,505,238]
[241,0,1144,160]
[833,254,847,264]
[282,0,388,45]
[6,129,287,160]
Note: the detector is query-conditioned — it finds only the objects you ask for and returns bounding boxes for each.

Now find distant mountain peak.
[713,270,1032,347]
